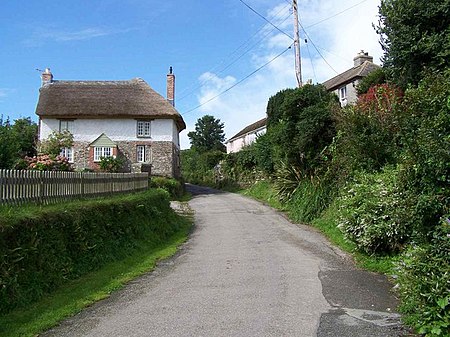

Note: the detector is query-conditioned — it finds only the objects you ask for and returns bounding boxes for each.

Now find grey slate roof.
[322,61,380,91]
[35,78,186,131]
[227,117,267,142]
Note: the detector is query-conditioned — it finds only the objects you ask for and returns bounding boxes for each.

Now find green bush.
[181,148,224,186]
[149,176,184,199]
[268,84,338,172]
[396,73,450,238]
[99,156,124,173]
[336,167,411,254]
[396,219,450,336]
[0,189,182,314]
[333,84,403,172]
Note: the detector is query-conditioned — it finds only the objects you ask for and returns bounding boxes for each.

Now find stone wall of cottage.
[71,140,180,177]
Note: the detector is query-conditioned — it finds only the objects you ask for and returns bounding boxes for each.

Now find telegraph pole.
[293,0,302,87]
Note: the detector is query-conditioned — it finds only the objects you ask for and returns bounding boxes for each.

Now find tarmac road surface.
[42,184,413,337]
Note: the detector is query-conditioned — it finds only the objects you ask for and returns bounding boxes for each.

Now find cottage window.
[137,145,146,163]
[94,147,113,162]
[59,120,74,133]
[137,121,151,137]
[60,147,74,163]
[339,86,347,100]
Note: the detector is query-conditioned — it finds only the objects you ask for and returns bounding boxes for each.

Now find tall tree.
[188,115,226,152]
[0,117,38,169]
[376,0,450,87]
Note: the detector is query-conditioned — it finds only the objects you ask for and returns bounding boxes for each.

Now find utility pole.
[293,0,302,87]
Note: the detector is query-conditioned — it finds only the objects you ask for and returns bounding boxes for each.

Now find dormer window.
[94,147,113,162]
[137,120,151,137]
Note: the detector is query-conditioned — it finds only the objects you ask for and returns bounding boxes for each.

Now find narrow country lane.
[42,185,411,337]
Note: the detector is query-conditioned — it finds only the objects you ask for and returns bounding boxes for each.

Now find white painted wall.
[226,126,266,154]
[40,118,180,147]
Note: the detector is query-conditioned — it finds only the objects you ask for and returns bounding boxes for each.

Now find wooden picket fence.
[0,169,149,206]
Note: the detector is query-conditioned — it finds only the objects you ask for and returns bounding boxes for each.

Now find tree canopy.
[377,0,450,87]
[0,117,37,169]
[188,115,226,153]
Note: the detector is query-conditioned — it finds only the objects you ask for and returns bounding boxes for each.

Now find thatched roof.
[227,117,267,142]
[35,78,186,131]
[322,61,380,91]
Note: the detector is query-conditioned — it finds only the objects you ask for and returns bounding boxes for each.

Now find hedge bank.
[0,189,181,314]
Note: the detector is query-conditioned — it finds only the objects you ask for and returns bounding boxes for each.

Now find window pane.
[137,121,144,136]
[144,121,151,136]
[103,147,112,157]
[94,147,101,161]
[137,145,145,162]
[137,121,151,137]
[59,120,73,133]
[60,147,74,163]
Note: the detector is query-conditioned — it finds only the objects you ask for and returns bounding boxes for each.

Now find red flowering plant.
[334,83,404,171]
[356,83,403,130]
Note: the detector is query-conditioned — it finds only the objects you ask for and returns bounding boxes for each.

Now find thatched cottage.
[35,68,185,177]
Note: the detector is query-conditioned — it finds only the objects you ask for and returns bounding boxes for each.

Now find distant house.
[323,50,380,107]
[225,117,266,154]
[35,68,186,177]
[227,51,380,153]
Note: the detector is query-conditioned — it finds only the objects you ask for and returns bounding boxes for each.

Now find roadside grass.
[243,181,396,275]
[242,180,282,210]
[0,215,192,337]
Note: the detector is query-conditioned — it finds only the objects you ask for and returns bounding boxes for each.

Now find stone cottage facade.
[35,68,186,178]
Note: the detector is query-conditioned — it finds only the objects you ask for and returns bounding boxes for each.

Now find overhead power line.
[177,5,291,102]
[305,0,369,29]
[239,0,294,40]
[299,23,339,75]
[182,43,294,116]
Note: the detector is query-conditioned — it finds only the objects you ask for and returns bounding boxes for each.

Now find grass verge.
[243,181,396,274]
[0,215,192,337]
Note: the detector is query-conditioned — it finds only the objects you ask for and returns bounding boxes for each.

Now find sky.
[0,0,383,149]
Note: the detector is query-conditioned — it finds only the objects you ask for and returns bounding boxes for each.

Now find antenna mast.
[293,0,302,87]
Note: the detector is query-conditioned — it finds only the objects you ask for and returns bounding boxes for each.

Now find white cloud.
[180,0,383,150]
[0,88,13,102]
[24,26,135,46]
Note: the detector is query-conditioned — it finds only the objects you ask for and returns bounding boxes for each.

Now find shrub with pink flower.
[24,154,72,171]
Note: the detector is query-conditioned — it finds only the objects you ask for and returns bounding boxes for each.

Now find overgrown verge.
[225,74,449,336]
[0,189,185,315]
[149,176,186,199]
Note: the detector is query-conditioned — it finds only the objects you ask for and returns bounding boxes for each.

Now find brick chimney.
[353,50,373,67]
[167,66,175,107]
[41,68,53,86]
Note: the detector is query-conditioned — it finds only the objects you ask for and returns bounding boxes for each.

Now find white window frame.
[60,147,74,163]
[339,86,347,100]
[59,120,74,133]
[94,147,113,162]
[137,145,146,163]
[137,120,151,138]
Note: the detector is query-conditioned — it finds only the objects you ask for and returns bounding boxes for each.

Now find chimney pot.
[353,50,373,67]
[41,68,53,86]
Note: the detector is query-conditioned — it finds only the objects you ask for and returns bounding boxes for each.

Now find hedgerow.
[0,189,182,314]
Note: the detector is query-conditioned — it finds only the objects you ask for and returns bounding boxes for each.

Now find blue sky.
[0,0,382,149]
